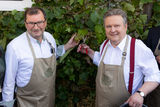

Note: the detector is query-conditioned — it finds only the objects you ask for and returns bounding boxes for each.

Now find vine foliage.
[0,0,160,106]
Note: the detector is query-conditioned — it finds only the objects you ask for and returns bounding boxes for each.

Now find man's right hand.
[77,44,90,54]
[77,44,94,59]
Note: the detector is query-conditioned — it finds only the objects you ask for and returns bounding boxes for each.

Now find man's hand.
[125,92,143,107]
[156,55,160,64]
[77,44,94,59]
[77,44,90,54]
[64,33,79,51]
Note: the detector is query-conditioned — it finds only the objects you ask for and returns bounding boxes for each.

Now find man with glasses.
[1,7,78,107]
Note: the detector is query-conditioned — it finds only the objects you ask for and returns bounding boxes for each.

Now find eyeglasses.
[25,20,46,28]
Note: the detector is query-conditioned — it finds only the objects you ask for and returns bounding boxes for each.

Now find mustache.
[32,29,40,31]
[109,32,119,36]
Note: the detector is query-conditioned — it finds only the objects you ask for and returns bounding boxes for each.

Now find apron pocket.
[44,68,53,77]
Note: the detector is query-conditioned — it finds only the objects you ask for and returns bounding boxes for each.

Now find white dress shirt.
[93,35,160,94]
[2,31,65,101]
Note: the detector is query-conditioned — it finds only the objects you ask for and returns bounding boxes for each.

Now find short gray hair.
[103,9,127,24]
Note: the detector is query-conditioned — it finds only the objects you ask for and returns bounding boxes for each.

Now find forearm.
[87,48,95,60]
[64,44,70,51]
[126,82,159,106]
[138,81,159,97]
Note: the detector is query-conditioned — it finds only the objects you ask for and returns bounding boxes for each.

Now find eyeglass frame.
[25,20,46,28]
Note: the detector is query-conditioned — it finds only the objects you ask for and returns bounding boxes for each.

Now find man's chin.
[32,33,42,37]
[30,34,42,39]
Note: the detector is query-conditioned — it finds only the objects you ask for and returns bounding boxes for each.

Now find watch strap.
[136,90,145,98]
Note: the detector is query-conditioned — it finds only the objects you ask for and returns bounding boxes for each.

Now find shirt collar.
[27,32,46,44]
[108,35,128,52]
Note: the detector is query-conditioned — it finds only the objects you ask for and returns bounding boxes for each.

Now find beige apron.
[16,32,56,107]
[144,39,160,107]
[96,37,130,107]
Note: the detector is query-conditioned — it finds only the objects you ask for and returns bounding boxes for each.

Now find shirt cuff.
[144,73,160,83]
[57,45,65,56]
[0,99,15,106]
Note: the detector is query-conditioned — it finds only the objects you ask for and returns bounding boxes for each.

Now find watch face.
[137,91,145,97]
[140,92,144,97]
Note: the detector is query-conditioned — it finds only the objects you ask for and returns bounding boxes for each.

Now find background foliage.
[0,0,160,106]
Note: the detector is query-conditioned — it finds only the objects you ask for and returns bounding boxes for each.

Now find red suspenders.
[101,38,136,94]
[101,39,109,55]
[128,38,136,94]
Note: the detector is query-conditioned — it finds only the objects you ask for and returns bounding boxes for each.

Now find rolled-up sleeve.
[93,51,101,66]
[56,45,65,57]
[136,40,160,83]
[143,54,160,83]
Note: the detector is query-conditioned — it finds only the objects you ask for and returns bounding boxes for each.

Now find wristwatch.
[136,90,145,98]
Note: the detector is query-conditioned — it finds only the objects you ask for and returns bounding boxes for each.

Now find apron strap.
[26,32,36,59]
[45,39,55,54]
[101,39,109,55]
[26,32,55,58]
[128,38,136,94]
[100,36,129,65]
[121,36,129,65]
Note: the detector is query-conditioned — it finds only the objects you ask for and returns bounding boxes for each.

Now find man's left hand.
[64,33,79,51]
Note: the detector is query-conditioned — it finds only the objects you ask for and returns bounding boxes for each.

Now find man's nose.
[33,23,39,29]
[111,27,116,32]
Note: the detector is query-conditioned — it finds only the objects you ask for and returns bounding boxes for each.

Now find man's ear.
[25,22,28,29]
[125,24,128,31]
[44,20,47,27]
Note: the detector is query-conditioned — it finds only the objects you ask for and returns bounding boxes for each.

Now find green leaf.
[96,33,105,44]
[77,0,84,5]
[0,36,7,49]
[69,74,75,81]
[90,11,99,24]
[78,72,89,85]
[95,25,103,33]
[70,0,74,5]
[11,10,18,15]
[153,2,160,13]
[74,29,88,42]
[64,66,73,75]
[79,72,88,81]
[129,24,136,32]
[140,0,153,5]
[53,7,65,19]
[141,30,149,40]
[121,2,135,12]
[65,27,71,32]
[78,29,88,36]
[14,12,23,21]
[57,86,68,100]
[139,14,147,24]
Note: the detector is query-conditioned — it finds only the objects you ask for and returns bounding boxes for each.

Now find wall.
[0,0,33,11]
